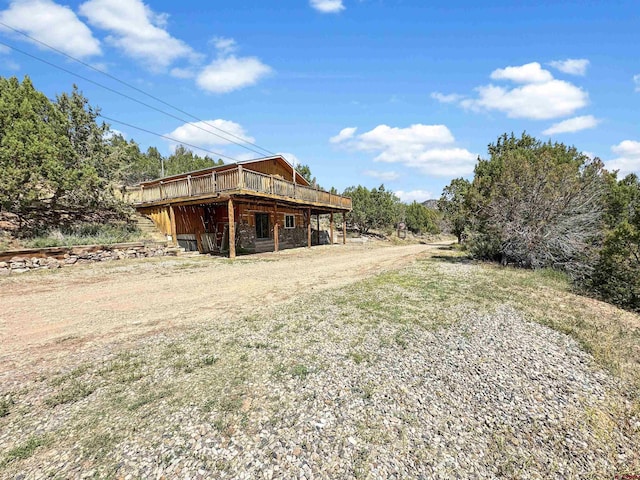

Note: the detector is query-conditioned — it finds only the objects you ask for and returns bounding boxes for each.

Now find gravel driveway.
[1,244,638,479]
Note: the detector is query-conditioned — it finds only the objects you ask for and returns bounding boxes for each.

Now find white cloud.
[331,124,476,177]
[461,79,588,120]
[431,92,464,104]
[490,62,553,84]
[0,0,101,58]
[395,190,433,203]
[104,128,127,140]
[196,56,272,93]
[166,119,254,148]
[457,62,589,120]
[634,74,640,92]
[211,37,237,55]
[79,0,196,69]
[608,140,640,175]
[310,0,345,13]
[549,58,590,76]
[363,170,400,181]
[542,115,600,135]
[330,127,357,144]
[355,124,454,150]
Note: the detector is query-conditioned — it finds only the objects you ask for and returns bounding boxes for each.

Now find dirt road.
[0,242,439,378]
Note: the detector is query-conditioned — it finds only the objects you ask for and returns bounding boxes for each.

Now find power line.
[98,113,238,162]
[0,27,276,157]
[0,38,266,156]
[0,21,275,155]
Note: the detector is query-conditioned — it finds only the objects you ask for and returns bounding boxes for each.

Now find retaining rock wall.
[0,242,175,275]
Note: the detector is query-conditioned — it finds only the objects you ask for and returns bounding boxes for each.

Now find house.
[126,155,352,257]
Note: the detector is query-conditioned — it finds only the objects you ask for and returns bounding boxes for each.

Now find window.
[285,214,295,229]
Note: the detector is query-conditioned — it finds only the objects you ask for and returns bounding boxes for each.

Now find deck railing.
[129,167,352,210]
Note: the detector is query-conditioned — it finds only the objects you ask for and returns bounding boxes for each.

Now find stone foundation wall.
[0,242,174,276]
[279,227,308,248]
[237,224,256,252]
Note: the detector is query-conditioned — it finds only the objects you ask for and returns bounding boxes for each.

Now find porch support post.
[273,202,279,252]
[169,205,177,246]
[330,212,334,245]
[342,212,347,245]
[228,197,236,259]
[307,208,312,248]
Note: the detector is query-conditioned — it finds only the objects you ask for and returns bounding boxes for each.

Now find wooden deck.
[127,166,352,211]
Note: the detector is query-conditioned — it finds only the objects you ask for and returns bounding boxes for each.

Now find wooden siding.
[240,158,296,182]
[175,206,206,235]
[236,202,306,237]
[141,206,172,236]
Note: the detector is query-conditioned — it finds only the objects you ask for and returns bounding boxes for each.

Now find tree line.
[0,76,224,233]
[438,132,640,312]
[342,185,440,235]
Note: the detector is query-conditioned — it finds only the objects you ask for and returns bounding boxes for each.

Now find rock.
[46,258,61,269]
[65,257,78,265]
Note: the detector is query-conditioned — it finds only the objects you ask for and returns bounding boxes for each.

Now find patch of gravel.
[3,302,636,479]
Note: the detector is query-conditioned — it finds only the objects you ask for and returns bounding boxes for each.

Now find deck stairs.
[132,213,168,243]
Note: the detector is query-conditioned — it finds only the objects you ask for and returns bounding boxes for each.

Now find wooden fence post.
[228,197,236,259]
[274,202,279,252]
[330,212,334,245]
[307,208,312,248]
[343,212,347,244]
[169,205,177,246]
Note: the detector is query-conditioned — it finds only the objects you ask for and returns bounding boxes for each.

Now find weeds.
[290,364,310,379]
[45,380,96,407]
[0,396,14,417]
[25,223,145,248]
[1,435,48,467]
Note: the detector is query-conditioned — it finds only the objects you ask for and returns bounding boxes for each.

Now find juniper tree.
[467,132,605,279]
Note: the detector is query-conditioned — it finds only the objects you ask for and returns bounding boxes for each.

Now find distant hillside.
[422,199,439,210]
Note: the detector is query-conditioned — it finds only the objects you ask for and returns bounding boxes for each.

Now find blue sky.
[0,0,639,201]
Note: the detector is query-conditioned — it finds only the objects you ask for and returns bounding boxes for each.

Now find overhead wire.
[0,23,277,157]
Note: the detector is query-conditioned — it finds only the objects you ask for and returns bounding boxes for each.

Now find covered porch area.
[138,194,349,258]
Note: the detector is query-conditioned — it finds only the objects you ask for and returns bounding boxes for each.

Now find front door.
[255,213,270,239]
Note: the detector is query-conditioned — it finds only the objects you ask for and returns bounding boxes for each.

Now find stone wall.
[279,226,308,248]
[0,242,175,276]
[237,223,256,252]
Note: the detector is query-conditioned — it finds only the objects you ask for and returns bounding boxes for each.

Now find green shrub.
[589,221,640,312]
